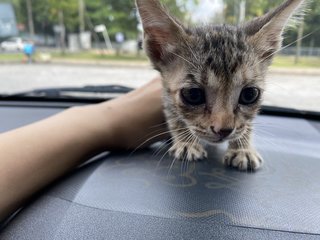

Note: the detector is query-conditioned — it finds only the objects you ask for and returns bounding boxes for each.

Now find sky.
[188,0,224,23]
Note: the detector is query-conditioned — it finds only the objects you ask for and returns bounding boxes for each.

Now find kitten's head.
[136,0,305,143]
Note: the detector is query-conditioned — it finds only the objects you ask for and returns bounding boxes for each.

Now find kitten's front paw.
[169,142,207,161]
[223,148,263,171]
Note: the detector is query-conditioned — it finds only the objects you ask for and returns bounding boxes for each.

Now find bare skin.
[0,77,167,222]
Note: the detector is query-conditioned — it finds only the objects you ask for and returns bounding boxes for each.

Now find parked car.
[0,37,25,51]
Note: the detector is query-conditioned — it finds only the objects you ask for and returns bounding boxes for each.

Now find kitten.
[136,0,306,171]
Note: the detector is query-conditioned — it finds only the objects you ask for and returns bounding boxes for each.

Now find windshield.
[0,0,319,112]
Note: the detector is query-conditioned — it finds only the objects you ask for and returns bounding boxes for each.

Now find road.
[0,64,319,111]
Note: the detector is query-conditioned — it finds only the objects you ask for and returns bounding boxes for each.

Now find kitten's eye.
[239,87,260,105]
[180,88,206,106]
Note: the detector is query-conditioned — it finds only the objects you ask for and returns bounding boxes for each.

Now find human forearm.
[0,77,167,221]
[0,106,110,220]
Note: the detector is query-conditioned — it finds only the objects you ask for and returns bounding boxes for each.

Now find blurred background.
[0,0,319,111]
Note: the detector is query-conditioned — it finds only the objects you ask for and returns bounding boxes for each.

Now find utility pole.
[78,0,85,33]
[78,0,85,49]
[26,0,35,38]
[239,0,246,23]
[295,21,304,64]
[58,10,66,54]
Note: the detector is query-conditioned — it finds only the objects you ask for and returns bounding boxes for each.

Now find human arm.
[0,77,167,221]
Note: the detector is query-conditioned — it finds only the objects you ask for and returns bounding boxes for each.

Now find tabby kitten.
[136,0,306,171]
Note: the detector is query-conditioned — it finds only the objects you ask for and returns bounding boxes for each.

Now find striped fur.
[136,0,306,170]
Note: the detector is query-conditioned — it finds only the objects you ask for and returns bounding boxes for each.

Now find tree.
[10,0,195,41]
[223,0,283,24]
[223,0,320,48]
[26,0,35,37]
[84,0,138,39]
[303,0,320,48]
[85,0,191,40]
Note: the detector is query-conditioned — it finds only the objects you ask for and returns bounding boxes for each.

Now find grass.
[0,51,319,69]
[272,55,320,68]
[0,52,25,61]
[0,51,148,62]
[51,51,148,62]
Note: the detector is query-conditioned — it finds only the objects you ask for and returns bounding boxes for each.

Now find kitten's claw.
[169,142,207,161]
[223,148,263,171]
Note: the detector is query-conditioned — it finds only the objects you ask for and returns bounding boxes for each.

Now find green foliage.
[8,0,191,40]
[85,0,138,39]
[223,0,320,47]
[9,0,318,46]
[46,0,79,32]
[10,0,79,34]
[223,0,283,24]
[161,0,189,21]
[303,1,320,47]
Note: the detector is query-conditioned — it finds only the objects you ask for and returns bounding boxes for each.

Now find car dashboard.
[0,100,320,239]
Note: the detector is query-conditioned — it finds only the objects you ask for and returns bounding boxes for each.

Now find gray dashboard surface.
[0,105,320,239]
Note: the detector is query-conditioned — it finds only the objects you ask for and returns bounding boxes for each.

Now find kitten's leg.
[168,120,207,161]
[223,128,263,171]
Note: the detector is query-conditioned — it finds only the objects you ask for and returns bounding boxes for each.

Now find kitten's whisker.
[252,125,276,132]
[130,127,190,157]
[253,123,286,129]
[179,133,194,175]
[150,117,180,128]
[148,122,169,129]
[157,146,173,169]
[167,133,193,176]
[171,131,192,146]
[237,127,250,149]
[254,124,284,130]
[182,133,199,175]
[156,129,192,169]
[252,126,283,134]
[254,128,276,138]
[252,121,276,126]
[257,137,278,148]
[152,134,180,156]
[153,140,170,157]
[170,132,192,173]
[180,155,186,176]
[167,156,177,178]
[264,80,287,91]
[183,40,199,62]
[161,118,184,130]
[155,129,190,156]
[253,122,303,135]
[169,51,197,69]
[239,138,245,150]
[189,134,199,171]
[254,27,320,67]
[131,125,176,149]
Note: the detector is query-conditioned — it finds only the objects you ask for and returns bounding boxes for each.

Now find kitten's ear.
[136,0,186,65]
[244,0,306,61]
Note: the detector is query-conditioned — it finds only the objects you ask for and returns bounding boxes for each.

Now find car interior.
[1,0,319,239]
[0,95,319,239]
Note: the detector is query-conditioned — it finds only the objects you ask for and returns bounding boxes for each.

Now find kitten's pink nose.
[210,127,233,139]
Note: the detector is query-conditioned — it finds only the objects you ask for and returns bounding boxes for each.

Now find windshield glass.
[0,0,319,112]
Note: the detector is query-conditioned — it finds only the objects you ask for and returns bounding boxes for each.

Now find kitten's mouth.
[191,127,245,143]
[191,129,229,143]
[200,136,228,144]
